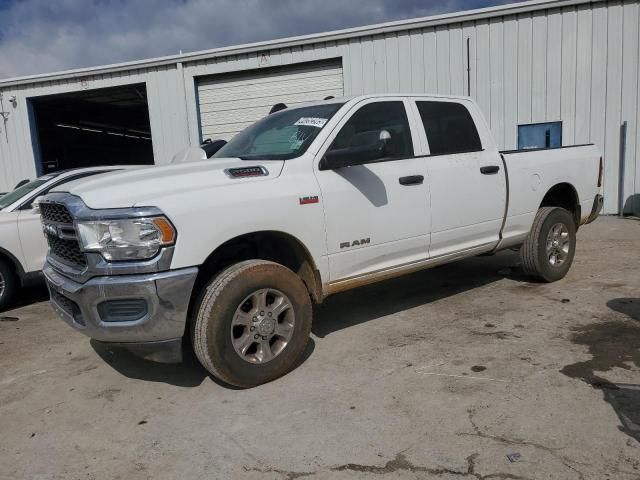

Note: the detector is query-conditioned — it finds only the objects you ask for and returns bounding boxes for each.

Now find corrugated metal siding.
[1,0,639,214]
[184,0,639,213]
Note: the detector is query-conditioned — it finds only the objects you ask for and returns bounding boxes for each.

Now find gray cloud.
[0,0,517,79]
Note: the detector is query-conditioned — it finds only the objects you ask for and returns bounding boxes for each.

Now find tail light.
[597,156,603,188]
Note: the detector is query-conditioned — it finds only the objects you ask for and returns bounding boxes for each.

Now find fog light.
[97,299,148,322]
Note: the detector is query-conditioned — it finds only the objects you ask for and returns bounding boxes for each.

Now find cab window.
[327,101,414,163]
[416,101,482,155]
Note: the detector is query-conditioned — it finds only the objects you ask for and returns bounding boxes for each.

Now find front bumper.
[44,263,198,361]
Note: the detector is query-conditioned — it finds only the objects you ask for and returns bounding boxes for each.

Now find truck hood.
[54,158,285,209]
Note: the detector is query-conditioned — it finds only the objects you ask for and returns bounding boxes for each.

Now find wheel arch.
[539,182,581,227]
[194,230,323,304]
[0,246,25,286]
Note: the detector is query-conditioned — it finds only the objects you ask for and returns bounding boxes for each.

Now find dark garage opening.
[30,83,154,174]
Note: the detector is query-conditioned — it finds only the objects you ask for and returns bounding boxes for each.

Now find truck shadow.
[91,339,210,387]
[1,283,49,314]
[90,337,316,389]
[312,250,524,338]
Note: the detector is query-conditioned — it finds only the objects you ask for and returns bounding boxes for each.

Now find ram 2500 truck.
[41,94,603,387]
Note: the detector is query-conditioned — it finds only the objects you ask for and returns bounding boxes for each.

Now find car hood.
[54,158,285,209]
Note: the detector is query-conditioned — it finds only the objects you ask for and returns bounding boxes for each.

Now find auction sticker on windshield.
[294,117,328,128]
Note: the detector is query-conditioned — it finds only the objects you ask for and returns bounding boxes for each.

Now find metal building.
[0,0,638,214]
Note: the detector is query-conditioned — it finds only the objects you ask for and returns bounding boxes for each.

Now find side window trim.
[417,147,485,158]
[406,99,431,156]
[402,98,427,158]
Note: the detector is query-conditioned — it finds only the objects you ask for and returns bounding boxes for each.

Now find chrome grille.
[47,235,87,267]
[40,202,74,224]
[41,202,87,269]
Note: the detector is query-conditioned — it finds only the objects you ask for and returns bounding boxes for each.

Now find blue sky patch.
[0,0,520,79]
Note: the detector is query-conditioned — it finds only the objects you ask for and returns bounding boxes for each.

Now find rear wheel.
[192,260,312,388]
[0,258,17,311]
[521,207,576,282]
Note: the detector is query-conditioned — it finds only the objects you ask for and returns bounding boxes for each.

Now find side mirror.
[201,139,227,158]
[320,130,391,170]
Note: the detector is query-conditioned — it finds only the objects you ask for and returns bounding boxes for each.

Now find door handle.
[399,175,424,186]
[480,165,500,175]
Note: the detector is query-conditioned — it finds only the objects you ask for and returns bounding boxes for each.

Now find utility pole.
[0,93,10,143]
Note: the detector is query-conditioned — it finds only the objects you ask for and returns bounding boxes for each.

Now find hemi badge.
[299,195,319,205]
[225,166,269,178]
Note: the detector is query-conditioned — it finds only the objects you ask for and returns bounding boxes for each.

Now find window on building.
[517,121,562,150]
[416,101,482,155]
[328,101,414,161]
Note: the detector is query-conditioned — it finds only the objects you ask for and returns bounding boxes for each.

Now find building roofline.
[0,0,598,88]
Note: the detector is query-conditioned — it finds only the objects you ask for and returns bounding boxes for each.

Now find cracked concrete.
[246,452,532,479]
[0,217,639,479]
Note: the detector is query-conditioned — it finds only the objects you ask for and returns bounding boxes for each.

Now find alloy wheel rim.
[546,222,571,267]
[230,288,295,364]
[0,270,5,299]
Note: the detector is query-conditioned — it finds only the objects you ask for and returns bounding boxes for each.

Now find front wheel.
[192,260,312,388]
[521,207,577,282]
[0,258,17,311]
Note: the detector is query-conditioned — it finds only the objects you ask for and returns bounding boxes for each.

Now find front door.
[314,99,430,282]
[17,209,48,272]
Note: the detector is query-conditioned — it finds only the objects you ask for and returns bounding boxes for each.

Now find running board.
[324,243,495,296]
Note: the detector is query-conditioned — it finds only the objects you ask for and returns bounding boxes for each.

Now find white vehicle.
[0,167,132,309]
[41,94,603,387]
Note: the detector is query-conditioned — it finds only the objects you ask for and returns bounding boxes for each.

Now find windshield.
[213,103,345,161]
[0,176,55,210]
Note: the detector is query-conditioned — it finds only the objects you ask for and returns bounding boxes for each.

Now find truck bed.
[498,144,602,248]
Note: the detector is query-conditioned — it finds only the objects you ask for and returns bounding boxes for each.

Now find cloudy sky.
[0,0,521,79]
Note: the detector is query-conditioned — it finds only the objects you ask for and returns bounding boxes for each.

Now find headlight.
[77,217,176,261]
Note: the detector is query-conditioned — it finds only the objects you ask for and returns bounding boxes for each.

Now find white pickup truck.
[41,94,603,387]
[0,167,127,309]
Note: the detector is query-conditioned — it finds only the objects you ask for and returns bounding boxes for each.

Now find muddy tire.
[0,258,17,311]
[192,260,312,388]
[521,207,576,282]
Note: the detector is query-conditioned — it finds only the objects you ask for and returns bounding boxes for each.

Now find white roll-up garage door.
[197,61,344,141]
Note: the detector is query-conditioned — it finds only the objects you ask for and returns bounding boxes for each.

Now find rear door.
[314,99,430,282]
[412,99,505,257]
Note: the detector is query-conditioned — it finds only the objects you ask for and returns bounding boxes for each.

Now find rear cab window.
[416,101,482,156]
